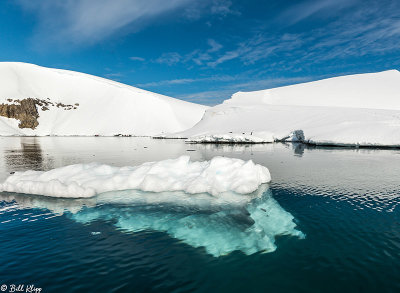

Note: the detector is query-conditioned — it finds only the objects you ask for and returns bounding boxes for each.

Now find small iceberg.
[0,156,304,256]
[0,156,271,198]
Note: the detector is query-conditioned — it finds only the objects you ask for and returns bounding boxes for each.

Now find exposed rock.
[0,98,39,129]
[0,98,80,129]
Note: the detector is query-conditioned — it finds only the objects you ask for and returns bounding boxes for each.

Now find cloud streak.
[17,0,194,46]
[16,0,233,47]
[201,0,400,69]
[278,0,359,25]
[129,56,145,62]
[153,39,223,66]
[138,75,235,87]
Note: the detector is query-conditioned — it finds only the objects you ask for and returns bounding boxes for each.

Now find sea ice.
[0,156,271,198]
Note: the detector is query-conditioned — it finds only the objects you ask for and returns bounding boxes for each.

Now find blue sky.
[1,0,400,105]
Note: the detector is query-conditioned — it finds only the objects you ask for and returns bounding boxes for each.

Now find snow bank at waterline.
[0,156,271,198]
[168,70,400,147]
[179,104,400,146]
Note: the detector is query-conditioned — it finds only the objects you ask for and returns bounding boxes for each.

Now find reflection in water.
[0,185,304,257]
[0,192,97,215]
[292,142,305,156]
[3,138,55,173]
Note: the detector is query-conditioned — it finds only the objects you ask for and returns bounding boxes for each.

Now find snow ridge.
[0,62,207,136]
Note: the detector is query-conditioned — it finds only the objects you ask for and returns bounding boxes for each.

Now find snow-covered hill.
[229,70,400,110]
[0,62,207,136]
[170,70,400,147]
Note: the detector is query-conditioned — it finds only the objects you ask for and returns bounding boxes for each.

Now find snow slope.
[0,62,207,136]
[171,70,400,147]
[229,70,400,110]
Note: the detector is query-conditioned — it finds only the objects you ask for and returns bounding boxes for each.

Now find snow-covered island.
[168,70,400,147]
[0,62,399,147]
[0,62,207,136]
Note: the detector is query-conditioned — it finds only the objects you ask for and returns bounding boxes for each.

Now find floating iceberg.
[0,154,305,256]
[0,156,271,198]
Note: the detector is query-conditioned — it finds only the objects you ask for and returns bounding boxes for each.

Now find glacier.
[167,70,400,147]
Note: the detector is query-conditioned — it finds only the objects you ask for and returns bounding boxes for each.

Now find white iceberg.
[0,156,271,198]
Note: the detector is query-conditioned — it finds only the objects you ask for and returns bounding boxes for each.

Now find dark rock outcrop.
[0,98,79,130]
[0,98,39,129]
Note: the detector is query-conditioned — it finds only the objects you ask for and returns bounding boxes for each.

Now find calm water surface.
[0,137,399,292]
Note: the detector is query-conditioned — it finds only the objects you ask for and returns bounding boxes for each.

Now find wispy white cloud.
[138,75,235,87]
[153,38,223,66]
[104,72,124,81]
[207,39,223,53]
[139,78,196,87]
[206,33,304,67]
[16,0,233,47]
[17,0,194,46]
[203,0,400,69]
[129,56,145,62]
[278,0,359,25]
[154,52,182,65]
[207,50,243,67]
[293,3,400,66]
[210,0,237,17]
[183,0,237,20]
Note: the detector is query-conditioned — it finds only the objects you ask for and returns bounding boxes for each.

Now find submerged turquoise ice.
[1,185,304,257]
[72,187,304,256]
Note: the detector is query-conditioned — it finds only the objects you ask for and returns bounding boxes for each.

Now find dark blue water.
[0,138,399,292]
